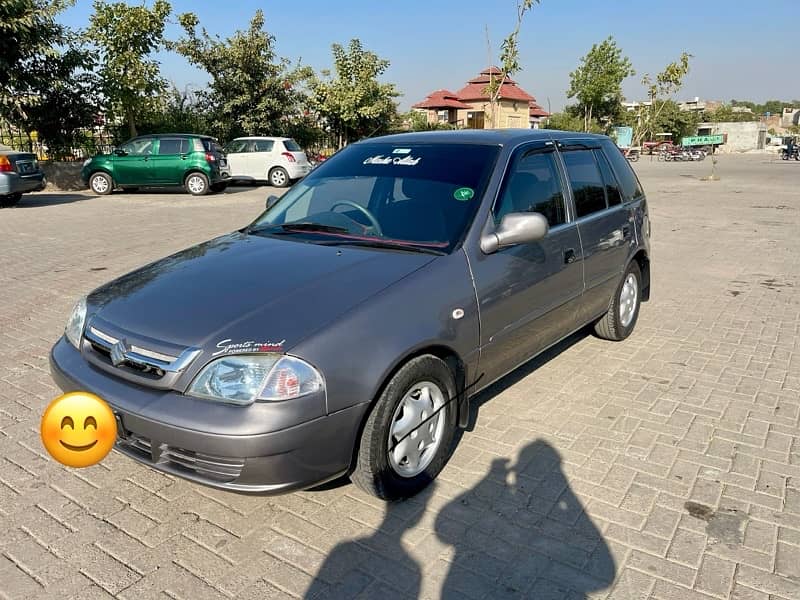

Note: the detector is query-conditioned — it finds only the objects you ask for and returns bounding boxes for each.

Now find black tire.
[269,167,290,188]
[89,172,113,195]
[594,261,642,341]
[210,182,228,193]
[0,193,22,208]
[185,172,209,196]
[352,355,457,500]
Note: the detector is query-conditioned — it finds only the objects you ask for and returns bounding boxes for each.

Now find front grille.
[117,431,244,483]
[81,325,201,390]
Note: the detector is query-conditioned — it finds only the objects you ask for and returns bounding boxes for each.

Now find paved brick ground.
[1,155,798,599]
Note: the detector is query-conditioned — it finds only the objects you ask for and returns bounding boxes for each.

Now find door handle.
[622,224,631,237]
[564,248,576,264]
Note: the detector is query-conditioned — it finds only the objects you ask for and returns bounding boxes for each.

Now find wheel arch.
[347,344,468,474]
[631,249,650,302]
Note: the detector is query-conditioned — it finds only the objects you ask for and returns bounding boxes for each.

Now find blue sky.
[61,0,798,112]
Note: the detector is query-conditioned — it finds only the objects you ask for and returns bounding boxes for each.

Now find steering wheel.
[330,200,383,235]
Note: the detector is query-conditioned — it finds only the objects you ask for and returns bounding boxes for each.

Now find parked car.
[0,149,47,207]
[50,130,651,501]
[81,134,229,196]
[224,137,311,187]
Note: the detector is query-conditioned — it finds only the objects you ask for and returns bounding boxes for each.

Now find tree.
[1,0,80,118]
[634,52,692,145]
[567,36,635,132]
[174,9,303,141]
[545,111,584,132]
[650,99,700,142]
[135,85,210,136]
[704,104,759,123]
[307,39,399,148]
[86,0,171,137]
[483,0,540,128]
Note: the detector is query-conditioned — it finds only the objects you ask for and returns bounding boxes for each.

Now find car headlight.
[187,354,323,405]
[64,296,87,349]
[83,158,92,167]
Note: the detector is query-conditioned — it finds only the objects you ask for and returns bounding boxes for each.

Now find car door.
[224,139,252,180]
[149,138,188,185]
[113,138,154,185]
[557,141,633,324]
[468,141,585,384]
[252,139,276,179]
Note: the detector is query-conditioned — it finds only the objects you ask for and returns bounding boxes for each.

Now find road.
[1,155,799,599]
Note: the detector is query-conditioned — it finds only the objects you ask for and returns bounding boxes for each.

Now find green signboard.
[682,134,725,146]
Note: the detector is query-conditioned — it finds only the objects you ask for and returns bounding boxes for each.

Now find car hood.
[87,232,436,352]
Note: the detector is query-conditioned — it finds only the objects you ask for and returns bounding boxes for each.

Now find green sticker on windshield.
[453,187,474,201]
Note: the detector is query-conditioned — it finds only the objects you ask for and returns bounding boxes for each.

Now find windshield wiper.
[318,239,446,256]
[247,222,351,235]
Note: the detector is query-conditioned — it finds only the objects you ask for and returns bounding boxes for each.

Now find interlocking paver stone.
[1,155,799,598]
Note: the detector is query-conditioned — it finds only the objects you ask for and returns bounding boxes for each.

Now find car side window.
[226,140,249,154]
[254,140,275,152]
[600,140,644,202]
[594,150,622,206]
[158,139,186,155]
[561,149,606,218]
[119,139,153,156]
[494,150,567,227]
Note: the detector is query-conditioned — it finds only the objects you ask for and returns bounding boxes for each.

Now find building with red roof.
[412,67,549,129]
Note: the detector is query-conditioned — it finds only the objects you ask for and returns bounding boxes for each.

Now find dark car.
[81,134,229,196]
[50,130,651,500]
[0,149,47,207]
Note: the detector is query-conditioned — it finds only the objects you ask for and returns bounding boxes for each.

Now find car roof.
[232,136,290,141]
[135,133,215,140]
[358,129,611,147]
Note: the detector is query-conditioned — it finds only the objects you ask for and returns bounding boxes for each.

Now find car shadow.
[304,441,615,599]
[12,193,93,208]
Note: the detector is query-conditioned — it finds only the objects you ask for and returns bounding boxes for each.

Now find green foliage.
[1,1,74,117]
[635,52,692,145]
[650,100,701,142]
[545,111,585,132]
[86,0,172,137]
[134,86,210,136]
[567,36,634,132]
[731,99,800,116]
[704,105,759,123]
[307,39,399,148]
[405,111,456,131]
[174,9,304,142]
[484,0,540,127]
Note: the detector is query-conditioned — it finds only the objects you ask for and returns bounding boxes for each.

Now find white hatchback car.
[224,137,312,187]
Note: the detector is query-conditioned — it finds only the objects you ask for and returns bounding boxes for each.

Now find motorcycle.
[781,147,799,161]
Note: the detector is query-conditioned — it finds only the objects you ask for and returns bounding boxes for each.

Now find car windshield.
[248,142,499,253]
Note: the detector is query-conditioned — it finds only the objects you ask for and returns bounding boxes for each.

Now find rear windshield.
[201,138,224,154]
[282,139,302,152]
[250,142,500,253]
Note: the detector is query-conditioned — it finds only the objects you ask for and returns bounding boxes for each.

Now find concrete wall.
[696,121,766,153]
[457,99,531,129]
[41,162,85,191]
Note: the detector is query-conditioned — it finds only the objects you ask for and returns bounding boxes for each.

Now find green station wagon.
[82,134,229,196]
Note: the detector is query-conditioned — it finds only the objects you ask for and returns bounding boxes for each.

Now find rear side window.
[600,140,644,201]
[283,139,301,152]
[158,138,188,155]
[254,140,275,152]
[594,150,622,206]
[562,150,606,218]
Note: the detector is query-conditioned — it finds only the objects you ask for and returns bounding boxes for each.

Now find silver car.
[50,130,651,500]
[0,149,46,207]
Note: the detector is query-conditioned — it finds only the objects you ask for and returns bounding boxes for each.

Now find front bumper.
[49,337,367,494]
[0,171,46,195]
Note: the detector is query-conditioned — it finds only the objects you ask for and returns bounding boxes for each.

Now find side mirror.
[481,212,549,254]
[265,194,280,210]
[114,148,127,156]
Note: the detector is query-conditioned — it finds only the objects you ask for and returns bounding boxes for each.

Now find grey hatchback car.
[50,130,651,500]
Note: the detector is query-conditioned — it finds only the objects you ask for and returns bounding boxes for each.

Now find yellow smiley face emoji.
[41,392,117,467]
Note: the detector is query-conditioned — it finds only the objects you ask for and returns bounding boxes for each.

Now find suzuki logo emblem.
[110,340,129,367]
